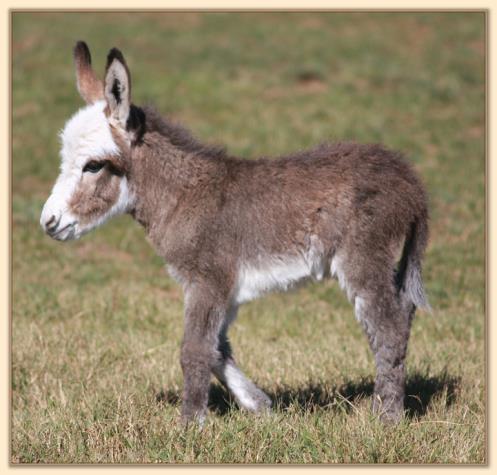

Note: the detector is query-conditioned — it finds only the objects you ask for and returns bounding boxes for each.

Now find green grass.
[11,12,485,464]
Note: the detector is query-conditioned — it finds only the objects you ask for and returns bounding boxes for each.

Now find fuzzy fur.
[41,42,431,425]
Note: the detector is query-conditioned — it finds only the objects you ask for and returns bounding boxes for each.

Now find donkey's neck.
[128,107,229,255]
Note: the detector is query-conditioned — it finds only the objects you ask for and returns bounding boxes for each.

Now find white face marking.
[40,101,134,240]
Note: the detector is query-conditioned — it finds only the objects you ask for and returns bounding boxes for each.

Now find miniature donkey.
[40,42,430,425]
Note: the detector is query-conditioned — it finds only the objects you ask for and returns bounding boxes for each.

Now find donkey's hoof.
[253,391,272,413]
[378,408,404,425]
[238,388,272,414]
[372,394,404,424]
[181,409,207,429]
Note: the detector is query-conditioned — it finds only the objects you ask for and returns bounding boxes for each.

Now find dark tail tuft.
[396,215,431,312]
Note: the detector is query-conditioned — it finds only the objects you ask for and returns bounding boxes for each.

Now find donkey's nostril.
[45,215,58,232]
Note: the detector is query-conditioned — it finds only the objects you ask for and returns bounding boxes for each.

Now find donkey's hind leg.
[212,306,272,413]
[338,251,412,423]
[356,289,410,422]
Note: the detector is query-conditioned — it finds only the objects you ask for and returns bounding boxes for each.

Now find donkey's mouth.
[49,222,77,241]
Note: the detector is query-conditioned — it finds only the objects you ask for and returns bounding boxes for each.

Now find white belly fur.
[235,254,316,304]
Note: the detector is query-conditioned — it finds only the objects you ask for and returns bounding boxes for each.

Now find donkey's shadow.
[156,369,460,419]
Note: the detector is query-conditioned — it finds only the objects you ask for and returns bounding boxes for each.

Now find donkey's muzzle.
[40,212,77,241]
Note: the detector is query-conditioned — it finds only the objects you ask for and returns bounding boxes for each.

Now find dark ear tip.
[106,47,126,69]
[74,41,91,64]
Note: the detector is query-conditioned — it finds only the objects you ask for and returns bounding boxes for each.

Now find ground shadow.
[155,369,460,419]
[404,369,460,418]
[269,369,460,418]
[155,384,235,416]
[268,377,374,414]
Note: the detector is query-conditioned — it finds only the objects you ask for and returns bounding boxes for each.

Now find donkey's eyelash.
[83,160,106,173]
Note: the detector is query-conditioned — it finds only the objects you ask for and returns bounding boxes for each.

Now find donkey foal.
[41,42,430,425]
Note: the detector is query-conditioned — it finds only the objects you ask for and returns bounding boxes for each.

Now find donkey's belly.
[234,254,323,305]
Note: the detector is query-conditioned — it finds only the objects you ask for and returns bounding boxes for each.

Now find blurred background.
[12,12,485,463]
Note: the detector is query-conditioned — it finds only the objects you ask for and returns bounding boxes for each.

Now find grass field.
[11,12,485,464]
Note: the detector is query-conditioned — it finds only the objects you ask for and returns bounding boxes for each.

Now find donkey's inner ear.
[74,41,104,104]
[104,48,131,128]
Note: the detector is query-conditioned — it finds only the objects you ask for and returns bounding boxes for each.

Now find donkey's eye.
[83,161,105,173]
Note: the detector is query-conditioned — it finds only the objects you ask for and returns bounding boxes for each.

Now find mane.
[140,105,387,166]
[142,105,227,159]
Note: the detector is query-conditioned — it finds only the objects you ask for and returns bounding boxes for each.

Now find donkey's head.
[40,42,140,240]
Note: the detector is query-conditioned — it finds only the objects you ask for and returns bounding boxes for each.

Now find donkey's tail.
[396,212,431,312]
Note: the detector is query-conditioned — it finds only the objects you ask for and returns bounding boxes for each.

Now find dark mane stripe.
[142,106,227,159]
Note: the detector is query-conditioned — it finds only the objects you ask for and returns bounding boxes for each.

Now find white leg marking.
[223,361,259,412]
[355,296,366,324]
[331,254,356,302]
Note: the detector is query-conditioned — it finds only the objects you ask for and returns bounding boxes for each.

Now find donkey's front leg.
[180,286,225,425]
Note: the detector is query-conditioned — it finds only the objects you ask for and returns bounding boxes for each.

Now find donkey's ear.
[104,48,131,129]
[73,41,104,104]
